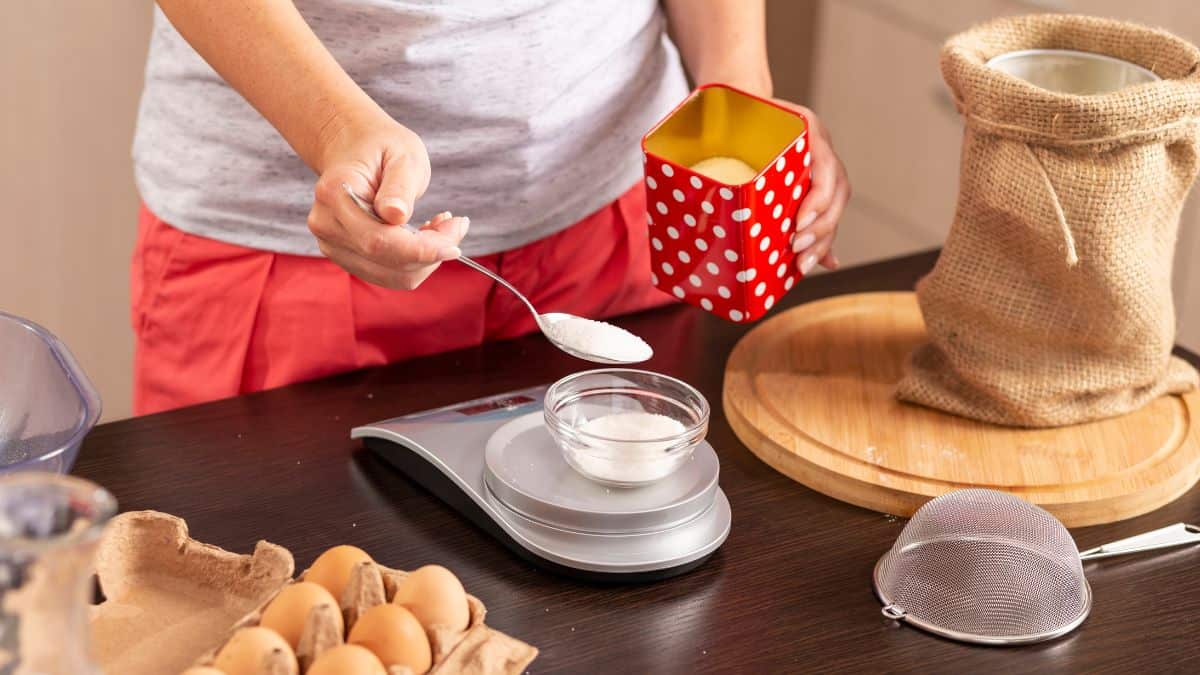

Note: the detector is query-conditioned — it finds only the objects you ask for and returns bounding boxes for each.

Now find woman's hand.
[775,102,849,275]
[308,118,468,290]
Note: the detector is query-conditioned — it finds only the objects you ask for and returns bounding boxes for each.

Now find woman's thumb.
[374,153,426,226]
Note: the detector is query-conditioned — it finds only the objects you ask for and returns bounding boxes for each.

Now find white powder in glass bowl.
[546,318,653,363]
[566,411,689,484]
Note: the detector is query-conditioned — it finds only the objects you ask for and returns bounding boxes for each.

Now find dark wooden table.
[75,251,1200,674]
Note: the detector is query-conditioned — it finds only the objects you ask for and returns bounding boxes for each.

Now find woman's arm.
[157,0,378,173]
[661,0,847,273]
[661,0,772,97]
[155,1,466,289]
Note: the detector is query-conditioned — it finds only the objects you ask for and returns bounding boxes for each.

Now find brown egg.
[180,669,225,675]
[306,545,374,600]
[348,603,432,674]
[259,581,343,649]
[391,565,469,632]
[307,644,387,675]
[213,626,298,675]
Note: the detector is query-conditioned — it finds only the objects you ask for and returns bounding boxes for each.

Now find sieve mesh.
[874,489,1090,643]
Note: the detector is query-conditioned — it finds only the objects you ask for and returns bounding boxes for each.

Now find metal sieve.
[873,489,1200,645]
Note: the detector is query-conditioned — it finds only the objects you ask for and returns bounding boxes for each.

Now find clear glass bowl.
[544,369,709,488]
[0,312,101,474]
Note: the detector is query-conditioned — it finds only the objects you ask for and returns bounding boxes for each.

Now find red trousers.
[131,185,668,415]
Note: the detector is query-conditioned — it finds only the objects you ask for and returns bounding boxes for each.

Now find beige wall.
[1,2,153,421]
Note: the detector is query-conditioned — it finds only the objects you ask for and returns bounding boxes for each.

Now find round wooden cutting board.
[723,292,1200,526]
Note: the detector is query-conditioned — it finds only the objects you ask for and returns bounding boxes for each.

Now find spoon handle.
[339,184,540,318]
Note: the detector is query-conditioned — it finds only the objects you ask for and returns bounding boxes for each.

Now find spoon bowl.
[536,312,650,365]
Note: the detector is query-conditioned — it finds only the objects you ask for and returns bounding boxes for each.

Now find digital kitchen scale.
[351,385,731,582]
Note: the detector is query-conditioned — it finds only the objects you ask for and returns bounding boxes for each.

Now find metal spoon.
[340,184,649,365]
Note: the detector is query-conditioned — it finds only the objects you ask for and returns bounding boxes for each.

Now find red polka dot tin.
[641,84,812,323]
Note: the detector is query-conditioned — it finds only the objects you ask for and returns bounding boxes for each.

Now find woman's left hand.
[773,101,850,275]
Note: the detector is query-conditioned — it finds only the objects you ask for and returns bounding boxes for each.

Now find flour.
[546,318,652,363]
[567,411,688,484]
[689,156,758,185]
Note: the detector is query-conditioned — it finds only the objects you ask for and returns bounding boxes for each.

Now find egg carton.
[89,511,536,675]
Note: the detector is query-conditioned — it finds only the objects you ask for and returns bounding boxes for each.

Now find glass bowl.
[544,369,709,488]
[0,312,101,474]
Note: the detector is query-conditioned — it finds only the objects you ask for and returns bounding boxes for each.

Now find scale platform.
[352,386,730,582]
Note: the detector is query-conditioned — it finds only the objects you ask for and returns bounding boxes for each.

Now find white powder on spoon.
[568,411,688,484]
[546,317,653,362]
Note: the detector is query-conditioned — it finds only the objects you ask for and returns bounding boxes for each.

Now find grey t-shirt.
[133,1,689,257]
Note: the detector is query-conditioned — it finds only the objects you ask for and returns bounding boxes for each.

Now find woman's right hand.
[308,117,468,290]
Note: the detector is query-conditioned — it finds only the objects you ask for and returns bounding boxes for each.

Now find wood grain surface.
[724,291,1200,526]
[74,251,1200,674]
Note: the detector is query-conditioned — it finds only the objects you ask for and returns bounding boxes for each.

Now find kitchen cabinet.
[811,0,1200,350]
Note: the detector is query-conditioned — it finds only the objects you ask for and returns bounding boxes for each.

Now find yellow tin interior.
[644,85,807,182]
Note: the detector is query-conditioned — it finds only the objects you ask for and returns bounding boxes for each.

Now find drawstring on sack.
[1024,145,1079,267]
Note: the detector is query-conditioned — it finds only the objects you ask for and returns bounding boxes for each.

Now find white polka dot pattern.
[784,276,795,290]
[651,237,663,251]
[662,261,674,275]
[749,222,762,237]
[678,250,690,263]
[781,217,792,233]
[690,176,703,189]
[769,250,779,265]
[683,214,696,227]
[724,250,738,262]
[765,295,775,310]
[755,176,766,190]
[701,201,715,214]
[706,262,719,275]
[719,187,734,200]
[672,286,684,298]
[646,176,657,189]
[731,208,752,222]
[662,163,674,177]
[777,263,788,277]
[784,171,794,186]
[775,157,786,172]
[667,226,679,239]
[772,204,783,219]
[803,152,812,167]
[764,190,774,205]
[718,286,731,299]
[650,272,658,285]
[689,274,702,287]
[730,309,744,321]
[713,225,726,238]
[755,281,766,297]
[759,237,771,252]
[700,298,713,310]
[695,238,708,251]
[656,202,668,215]
[672,189,685,202]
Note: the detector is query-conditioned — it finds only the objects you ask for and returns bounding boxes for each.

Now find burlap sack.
[897,14,1200,427]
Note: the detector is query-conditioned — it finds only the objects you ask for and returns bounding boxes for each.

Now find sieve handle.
[1079,523,1200,561]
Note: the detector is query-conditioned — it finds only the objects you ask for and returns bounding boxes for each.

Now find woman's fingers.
[316,238,447,290]
[794,175,849,271]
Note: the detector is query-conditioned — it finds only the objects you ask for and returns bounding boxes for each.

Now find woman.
[131,0,849,414]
